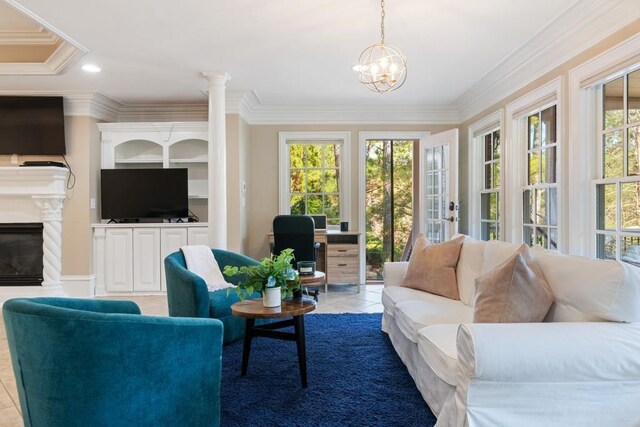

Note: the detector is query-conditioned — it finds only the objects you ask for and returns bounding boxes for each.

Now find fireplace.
[0,223,44,286]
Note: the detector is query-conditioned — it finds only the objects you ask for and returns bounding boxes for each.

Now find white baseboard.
[61,275,96,298]
[0,285,64,306]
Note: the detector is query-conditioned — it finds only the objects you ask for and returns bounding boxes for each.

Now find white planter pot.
[263,286,282,307]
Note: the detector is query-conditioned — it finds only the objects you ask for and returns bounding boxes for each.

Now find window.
[595,69,640,267]
[480,130,501,240]
[279,132,351,228]
[522,105,559,249]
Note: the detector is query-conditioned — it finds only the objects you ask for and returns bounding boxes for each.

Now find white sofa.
[382,236,640,427]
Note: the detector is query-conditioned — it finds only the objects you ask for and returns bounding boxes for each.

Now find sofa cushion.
[417,324,460,386]
[402,234,464,300]
[381,286,442,317]
[481,240,521,274]
[473,245,553,323]
[531,246,640,322]
[455,235,486,306]
[395,298,473,343]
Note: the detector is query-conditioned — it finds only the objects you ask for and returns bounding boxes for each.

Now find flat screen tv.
[0,96,66,155]
[101,168,189,221]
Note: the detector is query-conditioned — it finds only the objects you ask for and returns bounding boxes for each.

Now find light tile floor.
[0,284,383,426]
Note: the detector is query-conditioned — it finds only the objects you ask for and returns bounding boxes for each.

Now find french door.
[419,129,459,243]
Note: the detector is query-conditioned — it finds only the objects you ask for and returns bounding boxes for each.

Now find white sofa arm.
[443,322,640,427]
[383,262,408,287]
[457,322,640,382]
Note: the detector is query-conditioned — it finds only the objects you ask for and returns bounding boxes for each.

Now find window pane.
[324,195,339,219]
[493,130,500,160]
[307,145,322,167]
[307,195,323,214]
[306,169,322,192]
[481,193,497,221]
[629,126,640,176]
[523,190,533,224]
[549,228,558,250]
[481,222,498,241]
[528,151,540,185]
[290,195,306,214]
[604,77,624,130]
[528,114,540,149]
[484,164,492,189]
[290,170,305,193]
[484,134,492,162]
[596,183,617,230]
[441,171,447,195]
[536,188,547,225]
[627,69,640,124]
[621,236,640,267]
[621,182,640,229]
[536,227,548,248]
[548,187,558,226]
[604,131,624,178]
[541,106,556,145]
[324,169,338,193]
[290,145,305,167]
[323,144,339,167]
[493,161,501,188]
[434,146,443,170]
[596,234,616,260]
[523,226,534,245]
[543,146,557,183]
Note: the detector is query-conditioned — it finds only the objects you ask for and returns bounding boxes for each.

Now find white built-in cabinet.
[98,122,209,222]
[94,223,208,295]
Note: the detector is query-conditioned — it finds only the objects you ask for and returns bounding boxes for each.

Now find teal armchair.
[3,297,223,427]
[164,248,262,344]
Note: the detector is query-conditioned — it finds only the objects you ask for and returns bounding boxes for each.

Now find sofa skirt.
[383,312,455,419]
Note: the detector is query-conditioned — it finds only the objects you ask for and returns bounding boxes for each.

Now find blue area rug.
[220,313,436,426]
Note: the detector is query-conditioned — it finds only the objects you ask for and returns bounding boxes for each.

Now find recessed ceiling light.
[82,64,101,73]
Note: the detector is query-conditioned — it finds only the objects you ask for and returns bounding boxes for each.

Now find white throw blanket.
[180,245,235,292]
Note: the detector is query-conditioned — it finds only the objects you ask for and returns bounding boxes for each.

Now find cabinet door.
[133,228,161,292]
[160,228,188,291]
[105,229,133,292]
[188,227,209,246]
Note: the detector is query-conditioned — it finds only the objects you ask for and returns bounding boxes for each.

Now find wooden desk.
[267,230,361,292]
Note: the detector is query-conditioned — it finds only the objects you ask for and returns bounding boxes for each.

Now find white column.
[202,71,230,249]
[33,196,65,290]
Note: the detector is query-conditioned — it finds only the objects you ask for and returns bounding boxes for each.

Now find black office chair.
[272,215,319,269]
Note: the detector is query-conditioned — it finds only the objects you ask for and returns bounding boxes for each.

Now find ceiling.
[0,0,638,120]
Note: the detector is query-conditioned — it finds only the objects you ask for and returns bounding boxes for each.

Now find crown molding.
[0,0,87,76]
[0,90,120,120]
[117,103,208,122]
[455,0,640,123]
[0,27,59,45]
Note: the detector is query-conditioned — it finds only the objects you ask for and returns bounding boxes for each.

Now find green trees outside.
[289,143,341,225]
[365,140,413,280]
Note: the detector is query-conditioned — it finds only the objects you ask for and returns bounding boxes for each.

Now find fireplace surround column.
[33,196,65,289]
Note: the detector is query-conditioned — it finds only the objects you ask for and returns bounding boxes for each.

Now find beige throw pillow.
[473,244,553,323]
[401,234,464,300]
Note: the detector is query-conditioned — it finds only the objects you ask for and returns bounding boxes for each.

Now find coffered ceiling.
[0,0,639,122]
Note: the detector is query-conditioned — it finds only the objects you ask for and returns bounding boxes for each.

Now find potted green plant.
[223,248,301,307]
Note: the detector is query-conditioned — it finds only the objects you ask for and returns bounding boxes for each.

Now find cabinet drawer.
[327,244,359,257]
[327,256,359,284]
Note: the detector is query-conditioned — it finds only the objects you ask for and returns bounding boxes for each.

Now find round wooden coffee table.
[231,297,316,387]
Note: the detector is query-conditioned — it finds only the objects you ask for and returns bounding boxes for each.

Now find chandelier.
[353,0,407,93]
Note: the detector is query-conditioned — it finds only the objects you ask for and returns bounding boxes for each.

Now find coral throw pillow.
[401,234,464,300]
[473,244,553,323]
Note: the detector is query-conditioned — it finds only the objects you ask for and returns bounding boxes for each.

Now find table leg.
[293,314,308,388]
[241,318,255,376]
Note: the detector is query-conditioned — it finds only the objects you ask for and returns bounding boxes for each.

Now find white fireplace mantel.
[0,166,69,300]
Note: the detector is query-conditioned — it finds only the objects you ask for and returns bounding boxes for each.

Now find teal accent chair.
[165,248,263,344]
[3,297,223,427]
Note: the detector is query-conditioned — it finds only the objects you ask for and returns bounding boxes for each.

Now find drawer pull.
[338,263,347,267]
[338,249,347,252]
